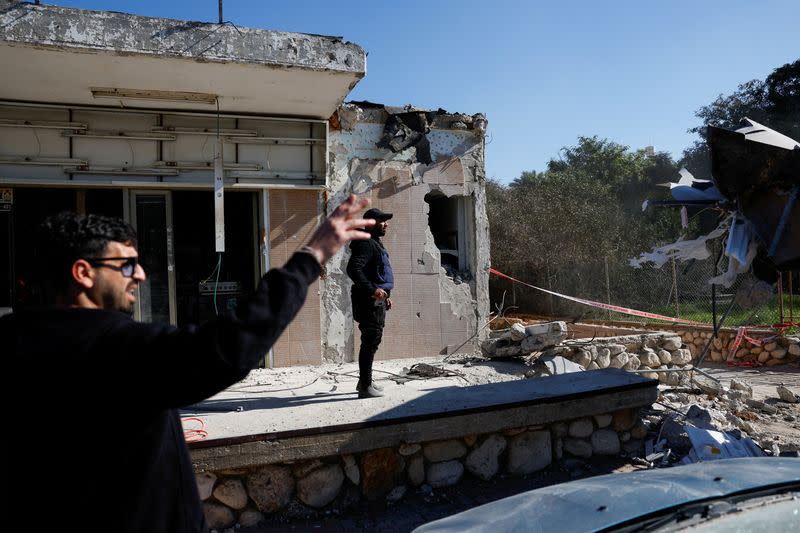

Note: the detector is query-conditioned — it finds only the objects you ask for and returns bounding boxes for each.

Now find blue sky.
[54,1,800,183]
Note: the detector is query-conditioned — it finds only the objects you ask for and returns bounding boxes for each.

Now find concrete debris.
[776,385,798,404]
[481,321,568,359]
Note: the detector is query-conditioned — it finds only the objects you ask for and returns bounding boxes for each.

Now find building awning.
[0,3,366,118]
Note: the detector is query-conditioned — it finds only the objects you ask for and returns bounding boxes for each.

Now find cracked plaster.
[322,103,489,362]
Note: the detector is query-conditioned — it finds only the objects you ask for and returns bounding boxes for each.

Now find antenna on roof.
[218,0,223,23]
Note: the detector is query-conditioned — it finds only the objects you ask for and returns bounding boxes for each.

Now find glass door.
[129,191,176,325]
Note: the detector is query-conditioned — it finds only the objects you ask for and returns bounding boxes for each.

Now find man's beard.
[102,283,136,315]
[372,225,386,237]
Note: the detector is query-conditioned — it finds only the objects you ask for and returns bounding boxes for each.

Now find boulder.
[407,454,425,486]
[507,430,552,474]
[196,472,217,501]
[596,348,611,368]
[662,337,682,350]
[591,429,621,455]
[212,479,249,510]
[203,503,235,530]
[568,418,594,438]
[247,466,294,513]
[238,509,265,528]
[427,461,464,488]
[423,439,468,462]
[465,434,507,481]
[563,438,593,458]
[296,464,345,508]
[361,448,405,500]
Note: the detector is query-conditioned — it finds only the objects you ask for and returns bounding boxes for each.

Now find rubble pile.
[480,321,568,358]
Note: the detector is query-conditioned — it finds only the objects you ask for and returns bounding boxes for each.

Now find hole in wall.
[424,190,472,283]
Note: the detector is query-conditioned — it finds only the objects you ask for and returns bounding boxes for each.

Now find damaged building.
[0,1,490,364]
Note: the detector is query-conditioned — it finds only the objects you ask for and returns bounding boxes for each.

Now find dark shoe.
[356,378,383,391]
[358,384,384,398]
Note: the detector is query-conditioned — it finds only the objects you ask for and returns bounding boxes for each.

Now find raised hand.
[304,195,375,264]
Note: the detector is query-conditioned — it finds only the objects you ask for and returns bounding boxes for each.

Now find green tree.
[681,59,800,178]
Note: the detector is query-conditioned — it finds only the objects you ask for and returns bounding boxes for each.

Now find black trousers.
[352,294,386,384]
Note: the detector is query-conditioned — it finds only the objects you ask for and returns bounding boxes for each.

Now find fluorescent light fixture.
[225,136,326,145]
[91,87,218,105]
[0,156,88,166]
[0,119,88,130]
[62,130,176,141]
[154,161,262,171]
[64,166,180,176]
[227,170,325,180]
[151,127,257,137]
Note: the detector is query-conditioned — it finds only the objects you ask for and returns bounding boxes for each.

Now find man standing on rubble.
[3,195,374,533]
[347,207,394,398]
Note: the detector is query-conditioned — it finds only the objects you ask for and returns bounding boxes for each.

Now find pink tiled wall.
[269,190,322,367]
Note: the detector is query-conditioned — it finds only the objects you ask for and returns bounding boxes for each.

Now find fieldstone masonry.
[195,408,645,529]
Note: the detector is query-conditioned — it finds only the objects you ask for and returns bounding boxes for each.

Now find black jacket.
[346,236,390,298]
[2,252,320,533]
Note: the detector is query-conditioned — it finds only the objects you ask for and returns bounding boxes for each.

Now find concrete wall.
[321,103,490,362]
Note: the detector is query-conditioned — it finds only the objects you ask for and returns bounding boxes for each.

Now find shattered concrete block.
[746,399,778,415]
[776,385,798,404]
[510,323,527,342]
[730,379,753,398]
[693,375,723,397]
[520,321,568,353]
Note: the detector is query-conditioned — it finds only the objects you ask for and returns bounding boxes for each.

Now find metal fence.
[489,252,797,330]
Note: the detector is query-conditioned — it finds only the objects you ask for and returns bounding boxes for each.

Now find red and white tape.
[488,267,707,325]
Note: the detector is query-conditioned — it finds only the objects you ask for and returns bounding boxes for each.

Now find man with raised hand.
[3,194,374,533]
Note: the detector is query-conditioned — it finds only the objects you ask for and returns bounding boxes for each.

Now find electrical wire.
[181,417,208,442]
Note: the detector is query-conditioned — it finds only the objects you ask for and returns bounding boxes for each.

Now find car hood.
[413,457,800,533]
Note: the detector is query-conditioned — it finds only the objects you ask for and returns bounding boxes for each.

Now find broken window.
[424,190,473,282]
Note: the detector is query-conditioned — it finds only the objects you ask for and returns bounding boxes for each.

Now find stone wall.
[550,332,799,382]
[194,408,644,530]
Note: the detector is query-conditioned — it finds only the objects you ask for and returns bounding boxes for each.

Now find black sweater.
[2,252,320,533]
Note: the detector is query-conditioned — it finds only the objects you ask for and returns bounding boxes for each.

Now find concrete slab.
[185,358,657,471]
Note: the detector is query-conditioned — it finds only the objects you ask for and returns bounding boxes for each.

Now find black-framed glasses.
[84,256,139,278]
